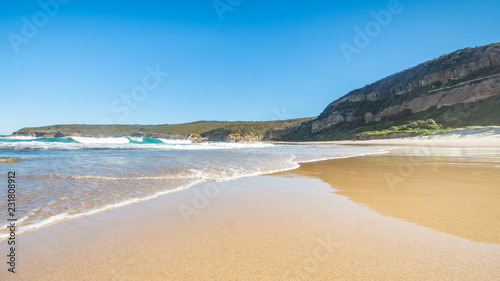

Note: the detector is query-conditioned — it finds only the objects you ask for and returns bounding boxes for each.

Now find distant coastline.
[7,123,500,144]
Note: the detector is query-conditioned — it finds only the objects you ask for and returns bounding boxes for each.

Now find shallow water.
[0,136,390,238]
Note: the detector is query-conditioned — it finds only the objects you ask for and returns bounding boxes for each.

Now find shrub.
[424,119,441,130]
[354,119,450,139]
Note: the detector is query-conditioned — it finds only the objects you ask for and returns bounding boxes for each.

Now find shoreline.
[273,134,500,147]
[2,146,499,280]
[0,147,391,241]
[4,126,500,147]
[0,135,498,241]
[1,134,499,240]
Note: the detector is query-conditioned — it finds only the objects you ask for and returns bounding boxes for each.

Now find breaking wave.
[0,136,273,150]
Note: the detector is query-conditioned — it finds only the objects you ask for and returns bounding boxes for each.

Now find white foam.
[159,138,192,144]
[41,172,200,181]
[0,142,80,150]
[72,136,130,144]
[128,136,144,142]
[0,163,302,240]
[0,137,275,150]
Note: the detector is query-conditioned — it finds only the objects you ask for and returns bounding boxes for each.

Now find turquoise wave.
[126,137,163,144]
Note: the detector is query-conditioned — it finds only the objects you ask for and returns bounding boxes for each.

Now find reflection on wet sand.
[283,147,500,244]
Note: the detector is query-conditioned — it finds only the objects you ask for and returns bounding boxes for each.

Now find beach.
[1,139,499,280]
[3,1,499,279]
[275,127,500,147]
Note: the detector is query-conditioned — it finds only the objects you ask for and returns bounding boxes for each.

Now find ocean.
[0,136,390,239]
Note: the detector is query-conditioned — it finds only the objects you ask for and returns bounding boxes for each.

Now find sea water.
[0,136,390,238]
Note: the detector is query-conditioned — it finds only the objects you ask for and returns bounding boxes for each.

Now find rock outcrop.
[208,133,264,142]
[311,113,344,133]
[206,128,294,142]
[264,128,294,140]
[130,132,185,139]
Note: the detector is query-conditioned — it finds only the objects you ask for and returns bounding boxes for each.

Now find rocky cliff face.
[207,133,265,142]
[206,128,294,142]
[371,74,500,121]
[312,43,500,133]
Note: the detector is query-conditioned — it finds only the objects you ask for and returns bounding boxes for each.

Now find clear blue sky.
[1,0,499,135]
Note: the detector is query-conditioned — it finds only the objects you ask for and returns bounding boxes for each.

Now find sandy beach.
[3,1,499,279]
[275,127,500,147]
[1,142,500,280]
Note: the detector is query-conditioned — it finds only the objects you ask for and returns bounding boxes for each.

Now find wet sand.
[282,147,500,244]
[1,147,500,280]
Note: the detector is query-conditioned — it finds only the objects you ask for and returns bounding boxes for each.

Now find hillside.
[12,118,314,141]
[282,43,500,141]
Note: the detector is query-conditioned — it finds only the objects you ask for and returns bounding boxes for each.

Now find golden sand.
[275,132,500,147]
[1,147,499,280]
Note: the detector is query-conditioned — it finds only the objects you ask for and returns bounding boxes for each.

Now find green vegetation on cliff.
[355,119,451,139]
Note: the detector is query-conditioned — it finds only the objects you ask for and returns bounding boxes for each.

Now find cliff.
[283,43,500,140]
